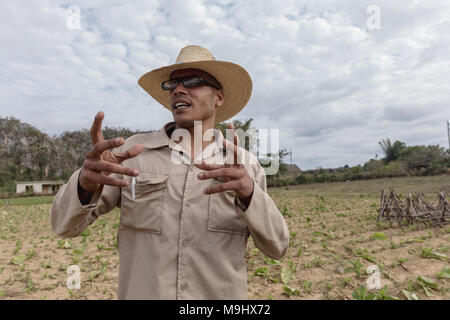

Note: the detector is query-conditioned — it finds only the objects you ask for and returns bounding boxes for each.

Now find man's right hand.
[79,111,144,192]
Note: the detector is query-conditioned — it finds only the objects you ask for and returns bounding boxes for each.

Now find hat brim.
[138,60,252,123]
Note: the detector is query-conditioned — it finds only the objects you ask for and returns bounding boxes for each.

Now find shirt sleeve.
[50,168,121,238]
[235,164,290,260]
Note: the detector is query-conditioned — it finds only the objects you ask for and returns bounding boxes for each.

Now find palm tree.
[215,118,254,151]
[378,138,405,164]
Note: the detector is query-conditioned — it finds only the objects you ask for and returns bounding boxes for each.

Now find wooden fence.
[377,189,449,228]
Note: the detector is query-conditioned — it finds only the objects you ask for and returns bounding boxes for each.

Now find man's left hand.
[196,123,254,206]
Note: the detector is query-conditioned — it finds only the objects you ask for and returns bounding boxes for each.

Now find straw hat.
[138,45,252,122]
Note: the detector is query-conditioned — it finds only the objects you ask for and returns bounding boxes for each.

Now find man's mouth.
[173,101,192,111]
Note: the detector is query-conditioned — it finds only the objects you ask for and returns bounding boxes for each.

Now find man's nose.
[172,81,187,95]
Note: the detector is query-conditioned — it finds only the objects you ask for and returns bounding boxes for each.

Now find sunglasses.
[161,76,222,91]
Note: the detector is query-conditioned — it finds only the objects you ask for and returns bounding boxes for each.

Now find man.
[51,45,289,299]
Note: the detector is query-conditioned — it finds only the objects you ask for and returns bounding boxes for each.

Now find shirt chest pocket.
[120,173,168,234]
[208,187,249,237]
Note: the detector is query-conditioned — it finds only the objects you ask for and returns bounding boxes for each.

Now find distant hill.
[0,116,143,192]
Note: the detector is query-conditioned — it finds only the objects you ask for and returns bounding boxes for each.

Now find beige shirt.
[51,122,289,299]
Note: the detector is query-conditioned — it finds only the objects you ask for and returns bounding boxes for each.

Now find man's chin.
[172,111,215,128]
[173,115,195,128]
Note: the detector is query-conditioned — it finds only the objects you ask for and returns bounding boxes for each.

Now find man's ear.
[215,89,224,109]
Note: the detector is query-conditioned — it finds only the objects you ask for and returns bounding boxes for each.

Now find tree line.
[0,117,143,193]
[269,138,450,187]
[1,116,449,193]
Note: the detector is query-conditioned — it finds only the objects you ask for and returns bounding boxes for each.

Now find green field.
[272,174,450,196]
[0,175,449,300]
[0,196,54,206]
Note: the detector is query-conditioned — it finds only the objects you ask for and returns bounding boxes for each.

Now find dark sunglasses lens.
[162,79,178,90]
[182,77,201,87]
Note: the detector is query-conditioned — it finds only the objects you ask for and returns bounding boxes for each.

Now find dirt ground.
[0,175,449,300]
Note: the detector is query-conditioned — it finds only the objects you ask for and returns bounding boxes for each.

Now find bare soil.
[0,175,448,300]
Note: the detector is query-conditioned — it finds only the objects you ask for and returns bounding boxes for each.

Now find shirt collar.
[141,122,226,160]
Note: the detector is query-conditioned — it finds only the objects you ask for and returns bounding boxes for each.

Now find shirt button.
[182,240,189,247]
[185,201,190,207]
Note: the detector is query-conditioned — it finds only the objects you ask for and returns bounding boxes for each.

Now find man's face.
[169,68,224,128]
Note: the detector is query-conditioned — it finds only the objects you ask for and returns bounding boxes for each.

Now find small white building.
[16,181,64,194]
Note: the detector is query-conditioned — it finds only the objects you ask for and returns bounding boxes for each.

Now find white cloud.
[0,0,449,169]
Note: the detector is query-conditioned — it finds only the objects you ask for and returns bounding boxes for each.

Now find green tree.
[378,138,405,164]
[378,161,407,177]
[261,149,289,186]
[215,118,255,151]
[363,159,384,172]
[398,145,444,169]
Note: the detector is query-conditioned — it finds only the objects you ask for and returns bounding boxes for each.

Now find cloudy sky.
[1,0,449,170]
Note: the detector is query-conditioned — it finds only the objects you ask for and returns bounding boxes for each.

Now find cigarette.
[131,177,136,199]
